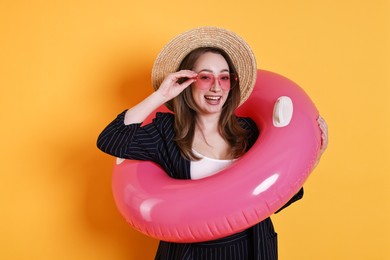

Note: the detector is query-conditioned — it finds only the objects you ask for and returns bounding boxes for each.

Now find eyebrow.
[198,69,230,73]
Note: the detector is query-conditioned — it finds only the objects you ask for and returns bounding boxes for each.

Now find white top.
[190,150,235,180]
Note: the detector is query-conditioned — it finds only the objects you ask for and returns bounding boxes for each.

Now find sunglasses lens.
[196,72,235,90]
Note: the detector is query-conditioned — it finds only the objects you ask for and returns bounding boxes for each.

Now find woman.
[97,27,327,260]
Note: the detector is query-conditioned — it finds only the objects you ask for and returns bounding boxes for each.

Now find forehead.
[193,52,229,71]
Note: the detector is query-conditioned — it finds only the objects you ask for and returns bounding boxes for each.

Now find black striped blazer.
[97,111,303,260]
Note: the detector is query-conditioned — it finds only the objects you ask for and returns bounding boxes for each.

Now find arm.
[97,70,197,159]
[97,111,175,160]
[124,70,197,124]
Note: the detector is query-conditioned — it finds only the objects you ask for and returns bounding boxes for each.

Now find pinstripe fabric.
[97,111,303,260]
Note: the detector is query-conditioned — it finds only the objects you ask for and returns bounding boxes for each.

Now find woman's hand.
[314,115,328,168]
[156,70,197,102]
[123,70,197,125]
[318,115,328,155]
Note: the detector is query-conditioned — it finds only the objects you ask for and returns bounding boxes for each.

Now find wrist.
[152,90,170,106]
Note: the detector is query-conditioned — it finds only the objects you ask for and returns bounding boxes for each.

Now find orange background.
[1,0,389,259]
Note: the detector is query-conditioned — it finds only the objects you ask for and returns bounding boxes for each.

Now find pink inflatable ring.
[112,69,321,242]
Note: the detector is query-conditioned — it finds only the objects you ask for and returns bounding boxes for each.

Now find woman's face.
[191,52,231,116]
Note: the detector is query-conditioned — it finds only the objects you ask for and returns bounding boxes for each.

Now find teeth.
[205,96,221,100]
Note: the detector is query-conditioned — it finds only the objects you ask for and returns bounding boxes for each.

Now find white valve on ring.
[273,96,293,127]
[116,158,125,165]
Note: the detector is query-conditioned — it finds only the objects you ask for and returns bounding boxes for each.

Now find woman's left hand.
[314,115,328,168]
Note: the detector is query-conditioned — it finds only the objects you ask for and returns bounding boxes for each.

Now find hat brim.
[152,26,257,111]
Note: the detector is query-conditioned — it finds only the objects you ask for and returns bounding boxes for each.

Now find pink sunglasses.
[194,72,238,90]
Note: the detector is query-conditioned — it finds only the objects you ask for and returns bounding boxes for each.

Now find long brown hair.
[173,47,248,160]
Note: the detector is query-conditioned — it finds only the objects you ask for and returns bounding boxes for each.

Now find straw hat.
[151,26,257,111]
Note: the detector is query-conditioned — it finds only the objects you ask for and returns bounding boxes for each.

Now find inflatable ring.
[112,69,321,242]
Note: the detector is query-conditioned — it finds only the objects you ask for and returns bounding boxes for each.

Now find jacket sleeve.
[275,188,304,213]
[239,116,304,213]
[96,110,173,161]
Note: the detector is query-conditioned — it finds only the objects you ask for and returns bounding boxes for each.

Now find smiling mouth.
[204,95,221,101]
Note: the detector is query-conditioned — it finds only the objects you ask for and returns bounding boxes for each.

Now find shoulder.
[151,112,175,127]
[155,112,174,120]
[148,112,176,138]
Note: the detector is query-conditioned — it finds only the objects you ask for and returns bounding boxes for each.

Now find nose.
[210,77,222,92]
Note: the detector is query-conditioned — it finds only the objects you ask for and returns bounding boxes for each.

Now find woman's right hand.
[156,70,197,102]
[123,70,197,125]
